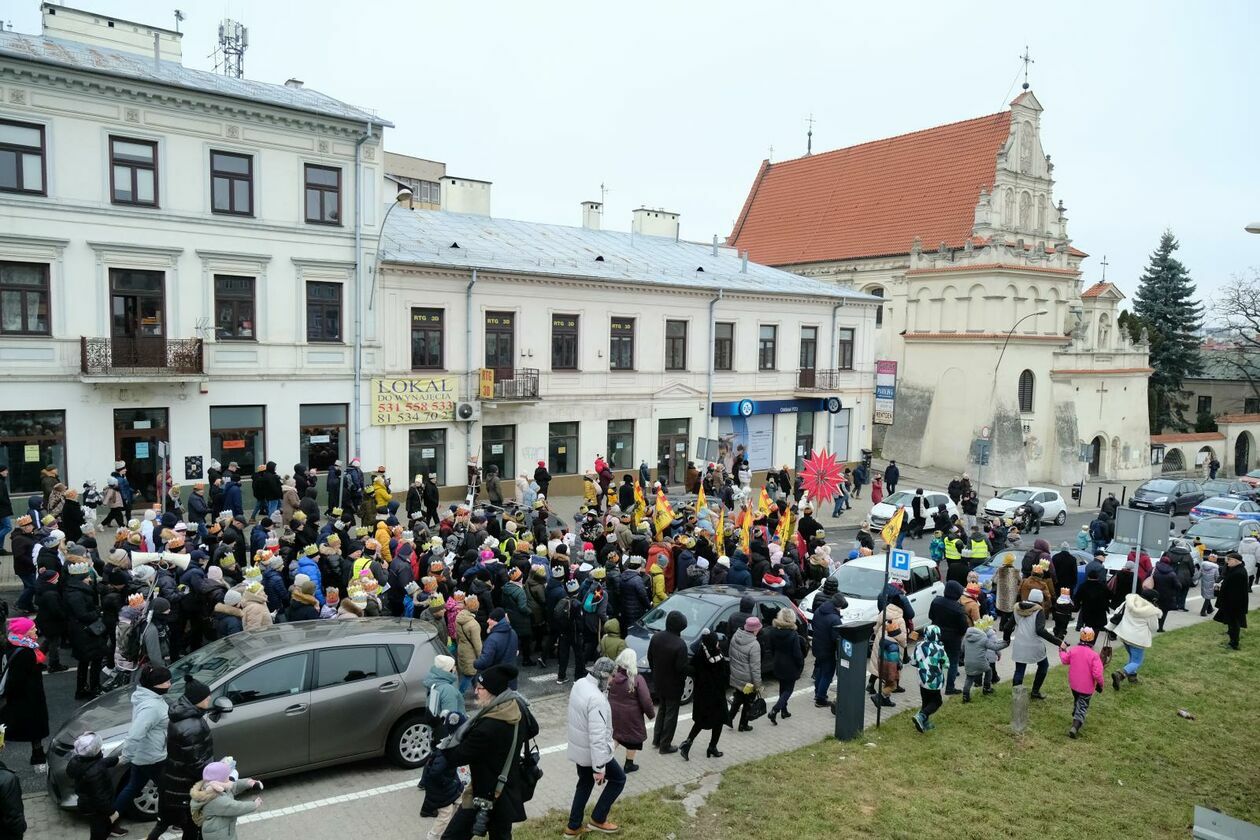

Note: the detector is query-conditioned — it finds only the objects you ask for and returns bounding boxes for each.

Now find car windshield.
[1201,481,1230,493]
[883,491,914,506]
[1142,480,1177,493]
[834,564,887,600]
[998,489,1034,502]
[1104,539,1131,555]
[1188,520,1240,539]
[1200,497,1242,511]
[642,595,722,639]
[168,636,253,693]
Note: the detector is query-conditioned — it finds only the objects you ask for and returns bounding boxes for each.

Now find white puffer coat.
[565,674,614,771]
[1110,593,1160,649]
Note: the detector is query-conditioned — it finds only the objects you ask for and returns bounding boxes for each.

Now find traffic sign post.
[889,548,912,581]
[1112,507,1171,595]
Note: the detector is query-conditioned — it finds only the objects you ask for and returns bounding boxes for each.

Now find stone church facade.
[728,90,1151,488]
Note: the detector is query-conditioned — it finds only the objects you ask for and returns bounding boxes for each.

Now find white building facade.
[0,4,389,498]
[373,202,880,497]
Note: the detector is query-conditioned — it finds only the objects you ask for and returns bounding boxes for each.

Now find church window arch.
[940,285,959,331]
[1018,370,1035,413]
[965,283,984,331]
[865,285,885,328]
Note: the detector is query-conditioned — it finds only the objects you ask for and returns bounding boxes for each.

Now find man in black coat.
[63,563,106,699]
[11,516,37,614]
[1215,552,1249,650]
[884,461,900,495]
[533,462,551,499]
[617,560,650,629]
[647,611,690,754]
[152,678,214,840]
[1051,544,1079,596]
[928,581,970,695]
[439,664,539,840]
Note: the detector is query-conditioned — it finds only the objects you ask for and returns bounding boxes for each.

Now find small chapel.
[728,89,1152,488]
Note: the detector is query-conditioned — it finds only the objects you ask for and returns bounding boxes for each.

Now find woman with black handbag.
[679,630,729,760]
[766,607,804,724]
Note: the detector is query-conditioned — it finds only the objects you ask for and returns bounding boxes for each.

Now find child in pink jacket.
[1059,627,1105,738]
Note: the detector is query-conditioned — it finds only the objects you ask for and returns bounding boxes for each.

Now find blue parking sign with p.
[889,548,912,581]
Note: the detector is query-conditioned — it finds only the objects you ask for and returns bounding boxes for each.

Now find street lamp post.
[342,184,413,512]
[976,310,1048,501]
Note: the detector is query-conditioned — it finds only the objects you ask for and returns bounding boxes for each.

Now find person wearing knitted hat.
[475,608,520,690]
[188,759,263,838]
[286,574,320,622]
[1,616,49,767]
[240,581,272,632]
[67,730,120,838]
[726,616,763,732]
[563,656,625,835]
[425,654,465,719]
[33,567,68,673]
[151,677,214,839]
[439,662,538,839]
[1011,587,1065,701]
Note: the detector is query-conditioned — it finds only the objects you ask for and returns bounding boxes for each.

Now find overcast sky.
[12,1,1258,308]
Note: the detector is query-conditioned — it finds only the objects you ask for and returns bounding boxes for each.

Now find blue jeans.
[266,499,281,516]
[567,759,625,830]
[1012,658,1049,694]
[813,656,836,702]
[0,515,11,551]
[459,674,473,693]
[1122,643,1145,676]
[832,496,845,516]
[114,761,163,815]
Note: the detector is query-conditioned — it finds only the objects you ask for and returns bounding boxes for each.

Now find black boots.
[1067,721,1082,739]
[707,747,723,758]
[768,709,779,726]
[678,741,691,761]
[624,759,638,773]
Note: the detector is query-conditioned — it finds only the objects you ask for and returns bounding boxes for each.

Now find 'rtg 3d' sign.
[371,377,457,425]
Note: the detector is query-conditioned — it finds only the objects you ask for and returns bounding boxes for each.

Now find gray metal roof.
[380,209,878,301]
[0,31,391,128]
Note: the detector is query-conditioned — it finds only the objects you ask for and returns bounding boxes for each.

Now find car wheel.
[117,776,159,821]
[387,713,434,769]
[1054,510,1066,526]
[680,675,694,705]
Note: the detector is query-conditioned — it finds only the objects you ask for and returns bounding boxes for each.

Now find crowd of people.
[0,454,1252,838]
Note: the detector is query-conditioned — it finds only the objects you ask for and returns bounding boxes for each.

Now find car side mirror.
[209,696,234,721]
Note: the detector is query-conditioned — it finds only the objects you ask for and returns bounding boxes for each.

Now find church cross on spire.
[1099,254,1109,282]
[1019,46,1034,91]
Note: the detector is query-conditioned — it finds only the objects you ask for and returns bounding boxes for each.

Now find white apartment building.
[0,4,390,499]
[374,194,881,497]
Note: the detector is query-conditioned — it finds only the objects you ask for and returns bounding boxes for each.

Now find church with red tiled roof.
[728,90,1153,487]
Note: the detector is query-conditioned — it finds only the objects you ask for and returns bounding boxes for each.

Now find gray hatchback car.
[48,618,444,815]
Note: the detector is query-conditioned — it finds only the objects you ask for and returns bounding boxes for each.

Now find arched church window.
[1018,369,1035,413]
[868,286,884,328]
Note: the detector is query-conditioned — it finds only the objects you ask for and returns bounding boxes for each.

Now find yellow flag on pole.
[715,504,725,549]
[632,480,646,529]
[881,506,906,547]
[776,506,794,545]
[757,487,772,517]
[740,511,752,554]
[696,484,706,513]
[654,488,675,538]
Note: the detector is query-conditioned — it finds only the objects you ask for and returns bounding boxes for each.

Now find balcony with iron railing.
[796,368,850,391]
[81,336,205,378]
[472,368,540,401]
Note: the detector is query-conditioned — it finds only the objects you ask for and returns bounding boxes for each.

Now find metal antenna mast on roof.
[805,113,815,155]
[1019,46,1034,90]
[213,19,247,79]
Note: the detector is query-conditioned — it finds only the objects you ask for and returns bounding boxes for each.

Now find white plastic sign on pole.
[889,548,912,581]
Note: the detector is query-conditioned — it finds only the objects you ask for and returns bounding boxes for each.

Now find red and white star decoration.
[800,449,844,503]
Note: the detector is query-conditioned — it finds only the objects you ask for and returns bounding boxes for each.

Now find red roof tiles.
[1081,281,1118,298]
[729,112,1013,266]
[1150,432,1225,444]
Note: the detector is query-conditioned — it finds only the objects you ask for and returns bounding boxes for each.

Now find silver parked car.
[48,618,444,815]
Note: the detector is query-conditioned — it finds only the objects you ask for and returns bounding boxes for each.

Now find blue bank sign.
[710,398,829,417]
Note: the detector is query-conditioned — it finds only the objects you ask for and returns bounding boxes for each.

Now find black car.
[623,585,807,703]
[1199,479,1259,502]
[1128,478,1205,516]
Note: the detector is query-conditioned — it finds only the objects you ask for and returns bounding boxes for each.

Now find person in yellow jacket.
[353,538,379,578]
[648,557,668,606]
[371,475,392,511]
[373,520,393,563]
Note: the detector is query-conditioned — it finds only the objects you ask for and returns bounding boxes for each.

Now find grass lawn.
[517,612,1259,840]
